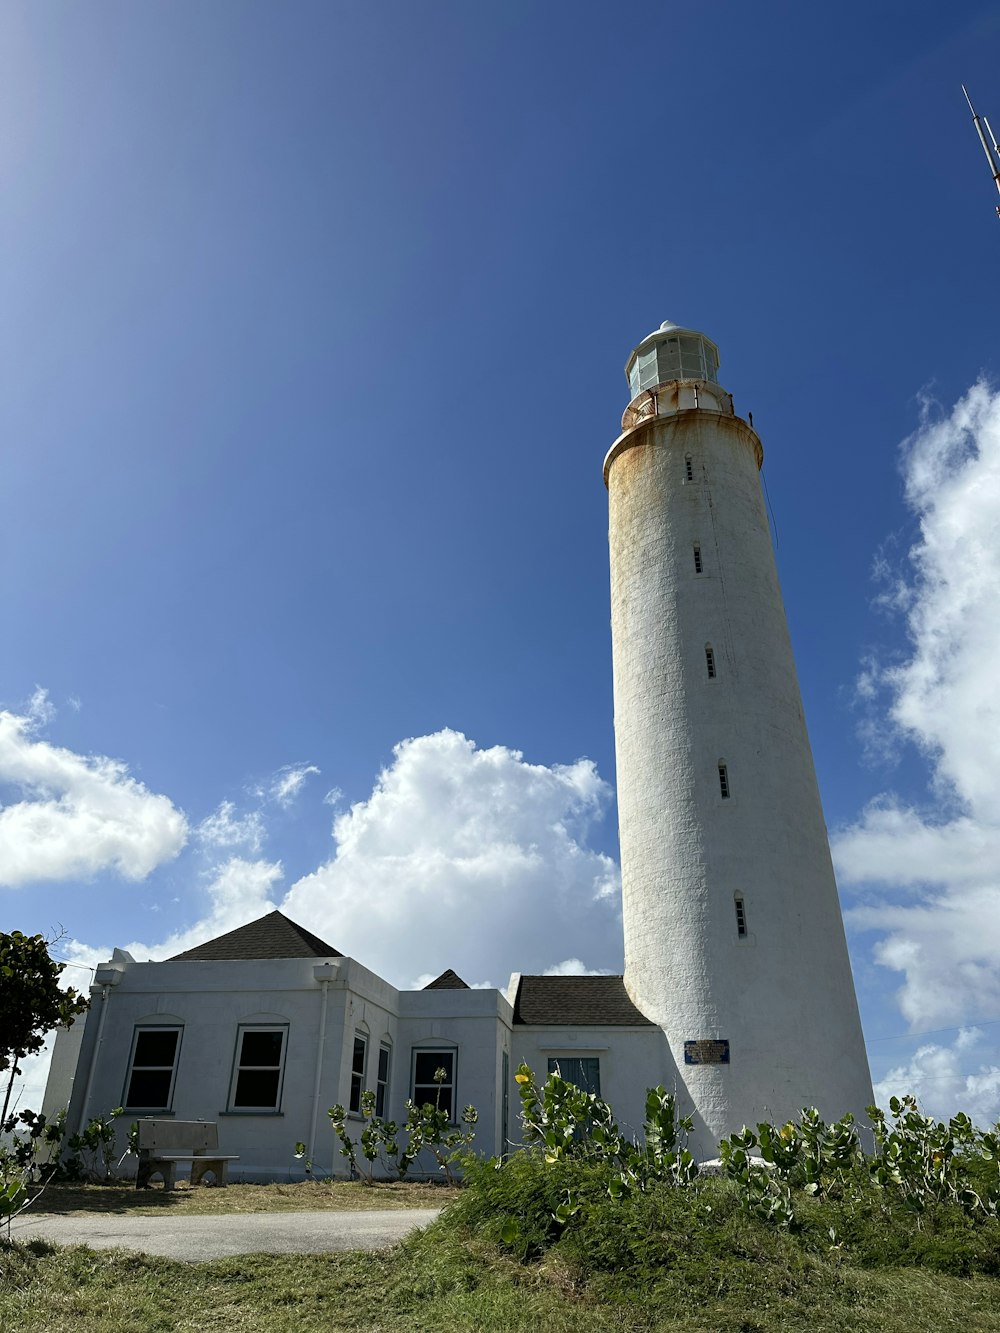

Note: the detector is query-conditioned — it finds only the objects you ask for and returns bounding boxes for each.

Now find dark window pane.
[126,1069,172,1108]
[352,1037,366,1075]
[548,1057,601,1098]
[234,1068,280,1107]
[414,1084,453,1118]
[133,1030,178,1067]
[414,1051,453,1085]
[377,1047,390,1083]
[240,1031,283,1067]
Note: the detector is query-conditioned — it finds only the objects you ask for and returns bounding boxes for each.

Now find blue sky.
[3,1,1000,1122]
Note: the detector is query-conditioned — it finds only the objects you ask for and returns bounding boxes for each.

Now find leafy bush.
[319,1066,478,1184]
[439,1065,1000,1287]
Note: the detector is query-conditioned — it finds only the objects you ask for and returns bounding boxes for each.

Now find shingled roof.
[512,975,654,1026]
[169,910,342,962]
[423,968,470,990]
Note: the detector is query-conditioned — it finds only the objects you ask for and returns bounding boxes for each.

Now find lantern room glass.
[627,334,718,401]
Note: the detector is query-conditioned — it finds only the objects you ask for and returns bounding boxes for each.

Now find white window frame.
[123,1025,182,1111]
[228,1025,288,1112]
[375,1041,391,1118]
[349,1032,368,1114]
[411,1047,457,1122]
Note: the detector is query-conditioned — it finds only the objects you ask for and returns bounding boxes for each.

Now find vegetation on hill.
[4,1065,1000,1331]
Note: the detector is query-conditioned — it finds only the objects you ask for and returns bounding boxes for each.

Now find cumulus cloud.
[0,692,188,887]
[874,1029,1000,1126]
[833,382,1000,1032]
[282,729,620,988]
[62,856,284,968]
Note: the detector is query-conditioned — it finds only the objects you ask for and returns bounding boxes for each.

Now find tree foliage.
[0,931,89,1123]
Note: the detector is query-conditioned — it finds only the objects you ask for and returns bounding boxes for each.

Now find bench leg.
[190,1159,225,1187]
[136,1159,177,1191]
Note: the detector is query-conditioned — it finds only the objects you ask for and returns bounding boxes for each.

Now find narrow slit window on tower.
[718,763,730,799]
[685,455,694,482]
[734,895,748,938]
[705,645,716,679]
[693,544,703,574]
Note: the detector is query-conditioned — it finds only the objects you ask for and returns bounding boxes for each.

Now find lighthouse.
[606,320,873,1153]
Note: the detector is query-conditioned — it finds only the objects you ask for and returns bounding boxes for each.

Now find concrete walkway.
[9,1207,441,1261]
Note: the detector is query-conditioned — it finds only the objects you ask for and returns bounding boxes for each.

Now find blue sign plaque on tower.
[684,1039,730,1065]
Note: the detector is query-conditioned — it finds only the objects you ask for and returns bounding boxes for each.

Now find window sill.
[218,1110,284,1117]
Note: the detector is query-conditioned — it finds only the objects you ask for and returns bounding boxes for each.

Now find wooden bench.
[135,1119,239,1190]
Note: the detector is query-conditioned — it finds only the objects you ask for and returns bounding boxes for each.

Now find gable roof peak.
[168,910,342,962]
[423,968,471,990]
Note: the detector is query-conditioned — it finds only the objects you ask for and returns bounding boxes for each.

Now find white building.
[48,910,665,1179]
[44,321,872,1176]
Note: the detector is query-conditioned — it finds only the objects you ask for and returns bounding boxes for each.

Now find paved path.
[9,1207,441,1262]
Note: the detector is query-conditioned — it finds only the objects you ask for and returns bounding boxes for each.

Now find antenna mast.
[962,85,1000,220]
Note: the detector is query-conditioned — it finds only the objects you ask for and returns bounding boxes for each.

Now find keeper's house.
[44,910,667,1180]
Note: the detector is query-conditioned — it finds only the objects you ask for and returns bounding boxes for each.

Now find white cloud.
[543,958,610,977]
[0,694,188,888]
[62,857,285,967]
[269,763,320,808]
[834,382,1000,1033]
[282,729,620,987]
[27,686,55,727]
[874,1029,1000,1127]
[197,800,265,854]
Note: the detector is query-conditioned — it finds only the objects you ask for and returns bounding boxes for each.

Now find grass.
[23,1178,459,1216]
[3,1166,1000,1332]
[3,1218,1000,1333]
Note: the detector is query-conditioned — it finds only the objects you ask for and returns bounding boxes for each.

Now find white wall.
[56,954,518,1182]
[511,1025,672,1144]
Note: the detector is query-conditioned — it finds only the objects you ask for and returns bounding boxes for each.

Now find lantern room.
[625,320,720,401]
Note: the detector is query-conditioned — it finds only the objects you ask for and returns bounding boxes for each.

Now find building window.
[693,543,703,574]
[412,1049,455,1119]
[375,1042,391,1118]
[719,763,730,799]
[229,1026,287,1111]
[705,645,716,679]
[123,1027,181,1109]
[685,454,694,482]
[735,896,748,938]
[547,1057,601,1097]
[349,1033,368,1114]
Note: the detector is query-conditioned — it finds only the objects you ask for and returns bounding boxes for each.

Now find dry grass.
[26,1178,459,1217]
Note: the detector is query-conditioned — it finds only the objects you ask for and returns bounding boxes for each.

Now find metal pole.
[962,85,1000,219]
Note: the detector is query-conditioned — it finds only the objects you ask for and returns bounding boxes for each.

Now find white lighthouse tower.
[606,320,872,1153]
